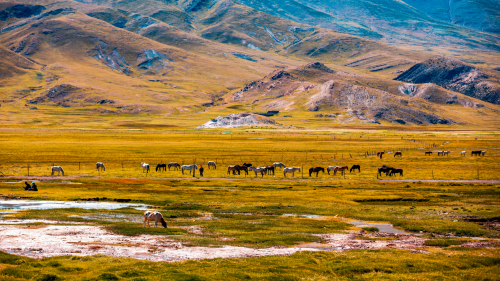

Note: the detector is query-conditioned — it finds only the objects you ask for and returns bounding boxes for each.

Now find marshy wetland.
[0,129,499,280]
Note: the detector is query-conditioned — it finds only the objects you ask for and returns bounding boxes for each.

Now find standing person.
[24,181,31,190]
[199,165,204,177]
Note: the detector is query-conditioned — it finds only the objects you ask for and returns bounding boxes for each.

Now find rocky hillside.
[232,62,499,125]
[395,57,500,105]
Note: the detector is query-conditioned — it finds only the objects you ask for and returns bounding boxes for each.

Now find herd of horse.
[45,149,486,178]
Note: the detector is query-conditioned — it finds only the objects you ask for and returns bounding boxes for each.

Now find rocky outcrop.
[197,113,278,128]
[395,57,500,104]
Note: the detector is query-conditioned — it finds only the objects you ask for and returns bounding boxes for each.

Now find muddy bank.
[0,220,315,262]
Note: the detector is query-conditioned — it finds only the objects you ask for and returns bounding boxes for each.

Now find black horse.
[235,165,249,175]
[168,162,181,171]
[156,163,167,172]
[350,165,361,173]
[266,165,275,175]
[309,167,325,177]
[394,151,402,157]
[242,163,252,167]
[377,165,393,177]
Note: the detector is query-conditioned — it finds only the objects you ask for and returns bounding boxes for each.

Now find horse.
[96,162,105,171]
[425,151,432,156]
[471,150,482,156]
[389,168,403,177]
[141,162,150,173]
[350,165,361,173]
[235,165,249,175]
[181,164,197,175]
[481,151,486,156]
[377,165,393,177]
[143,211,167,228]
[443,151,450,156]
[377,152,385,159]
[273,162,286,170]
[249,166,266,177]
[227,165,239,175]
[51,166,65,176]
[394,151,402,157]
[334,166,349,176]
[168,162,181,170]
[283,167,300,177]
[309,167,325,177]
[266,165,275,175]
[208,161,217,169]
[326,166,338,175]
[461,151,466,157]
[437,151,444,156]
[242,163,252,167]
[156,163,167,172]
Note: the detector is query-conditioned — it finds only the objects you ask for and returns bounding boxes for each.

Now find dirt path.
[3,175,500,183]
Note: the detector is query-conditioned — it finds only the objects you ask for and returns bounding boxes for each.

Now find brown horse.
[227,165,239,175]
[350,165,360,173]
[156,163,167,172]
[389,168,403,176]
[168,162,181,170]
[334,166,349,176]
[425,151,432,156]
[309,167,325,177]
[235,165,249,175]
[266,165,275,175]
[377,152,385,159]
[377,165,393,177]
[394,151,402,157]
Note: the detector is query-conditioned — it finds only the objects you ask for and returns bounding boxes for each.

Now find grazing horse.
[350,165,361,173]
[389,168,403,177]
[326,166,338,175]
[208,161,217,169]
[96,162,105,171]
[309,167,325,177]
[181,164,197,175]
[481,151,486,156]
[168,162,181,171]
[227,165,239,175]
[461,151,466,157]
[394,151,402,157]
[141,162,150,173]
[377,165,393,177]
[156,163,167,172]
[273,162,286,170]
[143,211,167,228]
[235,165,249,175]
[242,163,252,167]
[425,151,433,156]
[471,150,482,156]
[377,152,385,159]
[334,166,349,176]
[51,166,65,176]
[283,167,300,177]
[249,166,266,177]
[266,165,275,175]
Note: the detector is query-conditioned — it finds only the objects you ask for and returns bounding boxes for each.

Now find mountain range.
[0,0,499,129]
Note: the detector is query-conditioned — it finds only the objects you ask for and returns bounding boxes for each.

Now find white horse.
[481,151,486,156]
[273,162,286,170]
[51,166,64,176]
[461,151,466,157]
[181,164,197,175]
[141,162,150,173]
[444,151,450,156]
[283,167,300,177]
[327,166,338,175]
[208,161,217,169]
[96,162,105,171]
[143,211,167,228]
[249,166,266,177]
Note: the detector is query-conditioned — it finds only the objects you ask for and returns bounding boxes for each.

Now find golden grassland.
[1,129,499,280]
